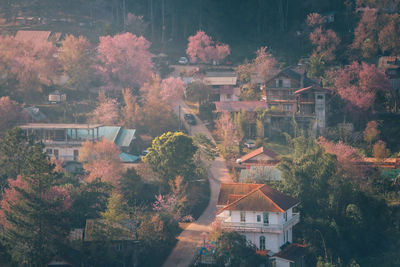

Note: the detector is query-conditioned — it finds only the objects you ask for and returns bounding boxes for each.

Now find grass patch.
[263,141,291,156]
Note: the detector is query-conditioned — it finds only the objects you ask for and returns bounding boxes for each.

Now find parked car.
[244,139,256,148]
[178,56,188,65]
[184,113,196,125]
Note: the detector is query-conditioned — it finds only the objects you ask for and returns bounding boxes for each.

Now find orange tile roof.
[217,183,261,206]
[256,250,270,257]
[240,147,279,163]
[219,183,299,213]
[294,84,328,95]
[15,30,52,48]
[273,243,308,262]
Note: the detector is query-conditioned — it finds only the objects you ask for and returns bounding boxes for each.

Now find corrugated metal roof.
[119,153,140,163]
[98,126,121,143]
[240,147,279,163]
[115,129,136,148]
[239,166,282,182]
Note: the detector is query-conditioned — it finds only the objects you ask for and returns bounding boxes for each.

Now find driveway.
[162,101,232,267]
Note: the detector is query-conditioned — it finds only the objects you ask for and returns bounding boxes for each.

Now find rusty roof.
[240,147,279,163]
[218,183,299,212]
[272,243,308,262]
[15,30,52,47]
[294,84,328,95]
[217,183,261,206]
[378,56,400,69]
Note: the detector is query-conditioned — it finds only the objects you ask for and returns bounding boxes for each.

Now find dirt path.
[162,101,232,267]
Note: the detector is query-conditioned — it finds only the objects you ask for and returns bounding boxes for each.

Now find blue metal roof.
[98,126,121,143]
[119,153,140,163]
[115,129,136,148]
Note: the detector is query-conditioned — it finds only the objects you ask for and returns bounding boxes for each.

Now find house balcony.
[50,155,79,161]
[43,140,84,147]
[220,213,300,234]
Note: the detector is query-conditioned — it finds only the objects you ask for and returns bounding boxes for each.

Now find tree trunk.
[150,0,155,41]
[161,0,166,47]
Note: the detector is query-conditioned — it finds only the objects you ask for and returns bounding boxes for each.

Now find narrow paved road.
[162,101,232,267]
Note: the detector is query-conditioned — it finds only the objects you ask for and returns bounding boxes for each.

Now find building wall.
[46,145,81,161]
[274,258,291,267]
[231,210,280,224]
[244,232,281,253]
[220,93,239,101]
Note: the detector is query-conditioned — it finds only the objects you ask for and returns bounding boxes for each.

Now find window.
[284,211,288,222]
[259,236,266,250]
[257,215,261,222]
[46,149,53,155]
[263,212,269,225]
[115,243,123,251]
[317,95,324,100]
[240,211,246,222]
[278,79,283,87]
[73,150,79,161]
[226,94,232,99]
[283,104,293,111]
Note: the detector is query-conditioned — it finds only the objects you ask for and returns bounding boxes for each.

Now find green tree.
[2,144,72,265]
[144,132,197,183]
[278,136,392,263]
[120,168,147,206]
[214,231,264,267]
[58,34,95,91]
[84,193,134,267]
[234,110,248,143]
[0,127,35,192]
[137,213,180,266]
[192,133,218,161]
[186,81,210,106]
[70,178,112,228]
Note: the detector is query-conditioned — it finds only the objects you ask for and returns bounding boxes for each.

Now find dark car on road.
[184,113,196,125]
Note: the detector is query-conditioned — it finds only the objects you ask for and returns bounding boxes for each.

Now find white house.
[19,123,138,163]
[216,183,307,267]
[203,71,239,101]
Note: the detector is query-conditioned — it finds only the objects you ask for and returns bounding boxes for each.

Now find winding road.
[162,100,232,267]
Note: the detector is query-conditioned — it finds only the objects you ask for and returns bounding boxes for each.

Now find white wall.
[244,232,280,253]
[231,211,281,225]
[274,258,291,267]
[46,145,80,161]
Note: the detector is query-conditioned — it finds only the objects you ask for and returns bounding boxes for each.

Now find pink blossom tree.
[0,35,58,93]
[216,44,231,62]
[306,13,326,28]
[160,77,186,104]
[79,139,122,187]
[352,7,379,58]
[309,27,340,62]
[186,31,230,64]
[306,13,340,63]
[317,137,364,179]
[96,33,153,91]
[90,93,119,125]
[253,46,278,82]
[331,61,391,111]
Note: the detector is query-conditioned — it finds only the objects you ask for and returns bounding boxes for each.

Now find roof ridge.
[220,184,264,212]
[256,185,285,212]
